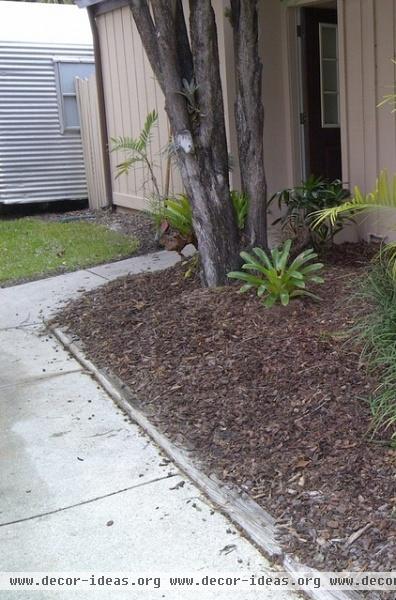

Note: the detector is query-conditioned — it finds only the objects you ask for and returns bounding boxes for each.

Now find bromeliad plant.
[227,239,324,307]
[151,189,249,252]
[150,193,196,253]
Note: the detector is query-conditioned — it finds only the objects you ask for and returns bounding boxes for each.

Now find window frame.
[318,22,340,129]
[53,56,95,135]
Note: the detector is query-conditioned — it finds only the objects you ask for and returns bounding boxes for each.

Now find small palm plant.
[111,110,161,198]
[311,170,396,274]
[227,239,324,307]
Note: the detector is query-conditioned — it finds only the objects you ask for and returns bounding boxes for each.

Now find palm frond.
[111,137,144,153]
[310,170,396,229]
[114,158,141,178]
[138,110,158,150]
[111,111,158,154]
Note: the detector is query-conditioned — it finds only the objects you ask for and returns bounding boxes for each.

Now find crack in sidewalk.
[85,269,110,281]
[0,473,178,529]
[0,368,85,391]
[0,324,41,332]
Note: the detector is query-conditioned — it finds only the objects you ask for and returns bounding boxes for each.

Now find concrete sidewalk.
[0,254,296,599]
[1,251,180,329]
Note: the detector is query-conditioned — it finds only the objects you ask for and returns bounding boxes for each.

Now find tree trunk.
[129,0,240,286]
[231,0,268,249]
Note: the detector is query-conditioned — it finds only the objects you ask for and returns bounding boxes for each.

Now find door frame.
[282,0,348,185]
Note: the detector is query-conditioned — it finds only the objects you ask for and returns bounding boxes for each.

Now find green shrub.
[271,175,352,247]
[151,189,248,242]
[227,239,324,307]
[353,260,396,445]
[161,194,194,240]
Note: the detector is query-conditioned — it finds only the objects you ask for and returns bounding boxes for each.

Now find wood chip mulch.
[55,244,396,575]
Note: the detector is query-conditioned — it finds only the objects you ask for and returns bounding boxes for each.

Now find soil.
[55,242,396,577]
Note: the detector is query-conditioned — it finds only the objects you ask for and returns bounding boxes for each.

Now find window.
[54,59,95,134]
[319,23,339,128]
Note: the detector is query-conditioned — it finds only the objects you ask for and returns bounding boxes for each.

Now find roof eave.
[75,0,106,8]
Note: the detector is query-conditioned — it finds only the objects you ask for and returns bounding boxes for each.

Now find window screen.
[319,23,340,128]
[54,60,95,133]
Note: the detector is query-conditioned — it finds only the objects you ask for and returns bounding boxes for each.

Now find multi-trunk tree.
[129,0,267,287]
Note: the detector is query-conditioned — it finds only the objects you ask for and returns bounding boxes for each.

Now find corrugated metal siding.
[0,42,93,204]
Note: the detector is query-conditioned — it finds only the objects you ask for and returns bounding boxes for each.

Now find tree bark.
[129,0,240,286]
[230,0,268,249]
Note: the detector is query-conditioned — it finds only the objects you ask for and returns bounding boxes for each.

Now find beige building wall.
[96,5,183,211]
[95,0,396,242]
[280,0,396,242]
[339,0,396,240]
[95,0,295,215]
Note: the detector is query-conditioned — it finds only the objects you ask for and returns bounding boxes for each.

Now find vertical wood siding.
[76,74,107,209]
[96,6,183,211]
[339,0,396,238]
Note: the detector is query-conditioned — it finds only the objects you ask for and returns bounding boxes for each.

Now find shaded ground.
[40,207,159,257]
[0,218,139,287]
[56,243,395,574]
[1,202,159,257]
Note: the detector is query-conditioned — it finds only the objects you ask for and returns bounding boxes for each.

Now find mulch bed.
[55,243,395,576]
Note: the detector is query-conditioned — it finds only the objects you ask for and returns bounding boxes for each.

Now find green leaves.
[151,189,249,245]
[230,190,249,230]
[162,194,194,239]
[111,110,159,178]
[311,170,396,277]
[353,263,396,445]
[270,175,352,247]
[227,239,324,307]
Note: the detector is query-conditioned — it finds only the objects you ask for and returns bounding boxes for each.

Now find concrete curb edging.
[49,324,359,600]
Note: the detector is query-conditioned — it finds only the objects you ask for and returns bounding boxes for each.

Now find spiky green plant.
[311,170,396,274]
[162,194,194,240]
[227,239,324,307]
[230,190,249,230]
[111,110,160,198]
[353,261,396,446]
[151,189,248,242]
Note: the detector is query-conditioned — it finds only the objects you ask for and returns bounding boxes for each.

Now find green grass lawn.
[0,218,139,285]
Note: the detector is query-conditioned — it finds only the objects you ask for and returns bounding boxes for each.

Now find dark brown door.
[303,8,341,180]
